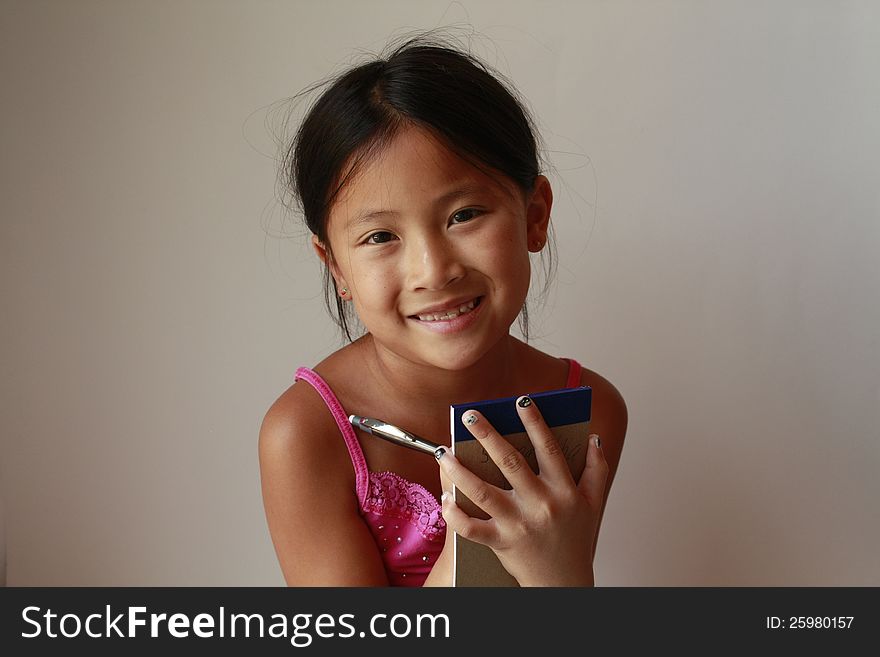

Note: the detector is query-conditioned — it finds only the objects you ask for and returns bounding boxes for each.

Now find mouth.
[409,296,482,322]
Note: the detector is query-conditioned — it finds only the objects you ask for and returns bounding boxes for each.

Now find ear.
[525,175,553,252]
[311,235,348,292]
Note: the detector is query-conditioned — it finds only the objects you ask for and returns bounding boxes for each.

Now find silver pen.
[348,415,446,459]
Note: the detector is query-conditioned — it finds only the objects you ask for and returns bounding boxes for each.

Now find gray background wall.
[1,0,878,586]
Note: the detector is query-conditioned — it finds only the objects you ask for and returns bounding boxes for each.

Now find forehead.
[330,126,520,228]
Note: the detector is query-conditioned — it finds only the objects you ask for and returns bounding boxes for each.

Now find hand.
[437,395,608,586]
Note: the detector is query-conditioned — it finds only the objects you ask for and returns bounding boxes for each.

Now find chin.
[417,338,504,373]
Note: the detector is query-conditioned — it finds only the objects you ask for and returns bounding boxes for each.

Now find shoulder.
[258,375,390,584]
[258,376,356,503]
[578,366,627,424]
[259,338,376,475]
[577,365,628,482]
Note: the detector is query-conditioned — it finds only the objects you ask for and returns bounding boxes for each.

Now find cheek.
[509,252,532,292]
[474,216,522,253]
[349,261,398,307]
[480,222,530,283]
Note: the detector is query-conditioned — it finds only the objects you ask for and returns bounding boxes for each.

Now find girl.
[259,35,627,586]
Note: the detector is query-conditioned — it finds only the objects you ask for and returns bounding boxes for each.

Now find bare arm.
[580,370,628,561]
[259,382,389,586]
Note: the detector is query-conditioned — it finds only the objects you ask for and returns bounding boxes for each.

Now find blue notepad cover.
[451,387,591,443]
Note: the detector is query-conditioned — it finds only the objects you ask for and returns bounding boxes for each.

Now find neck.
[355,333,526,410]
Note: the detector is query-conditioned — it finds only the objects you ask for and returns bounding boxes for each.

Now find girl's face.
[315,125,551,371]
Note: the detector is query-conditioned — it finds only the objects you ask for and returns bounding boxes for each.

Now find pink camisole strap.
[563,357,582,388]
[293,367,369,507]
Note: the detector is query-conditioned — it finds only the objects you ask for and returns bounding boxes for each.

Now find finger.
[436,448,510,519]
[515,395,576,486]
[577,434,609,507]
[459,410,541,495]
[440,491,500,547]
[438,455,454,494]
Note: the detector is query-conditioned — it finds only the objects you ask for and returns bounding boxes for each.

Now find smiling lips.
[412,297,480,322]
[408,296,484,334]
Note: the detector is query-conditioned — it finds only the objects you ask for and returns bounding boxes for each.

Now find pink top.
[294,357,583,586]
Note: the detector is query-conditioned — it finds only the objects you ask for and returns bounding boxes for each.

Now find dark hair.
[282,33,555,342]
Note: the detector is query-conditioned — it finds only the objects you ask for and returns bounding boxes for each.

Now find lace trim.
[364,471,446,542]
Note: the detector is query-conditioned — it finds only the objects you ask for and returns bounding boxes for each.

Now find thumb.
[438,452,454,495]
[578,434,609,507]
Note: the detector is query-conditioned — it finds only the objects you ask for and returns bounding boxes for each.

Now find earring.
[339,287,349,298]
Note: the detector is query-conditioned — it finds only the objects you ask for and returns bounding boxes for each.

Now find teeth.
[417,298,478,322]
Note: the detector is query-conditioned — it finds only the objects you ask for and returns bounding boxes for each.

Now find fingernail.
[590,434,601,449]
[437,451,457,471]
[463,412,478,426]
[516,395,532,408]
[434,446,447,460]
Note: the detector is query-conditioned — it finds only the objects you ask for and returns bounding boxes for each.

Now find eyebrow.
[346,184,488,229]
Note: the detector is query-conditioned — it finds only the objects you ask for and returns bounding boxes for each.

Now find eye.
[365,231,396,245]
[450,208,483,224]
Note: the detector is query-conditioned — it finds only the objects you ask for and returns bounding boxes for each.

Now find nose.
[404,233,466,291]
